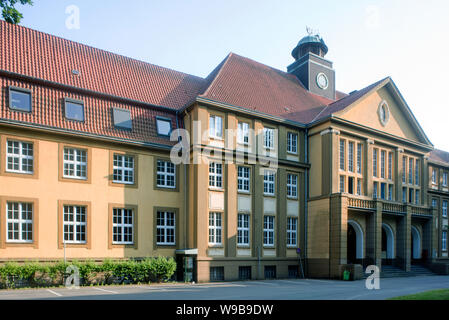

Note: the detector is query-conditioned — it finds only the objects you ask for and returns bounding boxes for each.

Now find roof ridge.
[200,52,233,97]
[0,20,205,82]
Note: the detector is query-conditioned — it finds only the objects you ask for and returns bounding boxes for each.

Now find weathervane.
[306,26,320,37]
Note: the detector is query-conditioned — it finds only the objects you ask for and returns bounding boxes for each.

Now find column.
[329,194,348,278]
[366,201,382,269]
[396,205,412,271]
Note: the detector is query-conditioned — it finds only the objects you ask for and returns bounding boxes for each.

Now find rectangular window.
[432,199,438,209]
[112,208,134,244]
[287,217,298,248]
[263,216,275,247]
[263,128,274,149]
[388,152,393,180]
[443,201,448,218]
[442,231,447,252]
[432,169,437,185]
[340,175,345,193]
[113,154,134,184]
[339,140,345,171]
[237,166,250,193]
[64,99,84,122]
[373,148,378,178]
[388,184,393,201]
[409,158,413,184]
[63,147,87,180]
[156,211,175,245]
[380,182,386,200]
[237,214,250,246]
[402,156,407,184]
[237,122,250,145]
[381,150,386,179]
[287,174,298,198]
[415,190,420,205]
[263,170,275,195]
[63,206,86,244]
[287,132,298,154]
[9,88,32,112]
[112,108,132,130]
[6,202,33,242]
[238,266,251,281]
[373,182,378,199]
[348,177,354,195]
[443,172,448,187]
[209,115,223,139]
[415,160,420,186]
[157,160,176,188]
[402,187,407,203]
[210,267,225,281]
[209,162,223,189]
[409,188,414,204]
[348,142,354,173]
[357,179,362,196]
[156,117,172,136]
[357,143,362,174]
[6,140,34,174]
[209,212,222,245]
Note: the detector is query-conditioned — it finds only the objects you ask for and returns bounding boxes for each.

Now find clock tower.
[287,32,336,100]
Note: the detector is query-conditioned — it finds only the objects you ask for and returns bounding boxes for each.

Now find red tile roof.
[0,20,207,111]
[199,53,333,124]
[429,149,449,166]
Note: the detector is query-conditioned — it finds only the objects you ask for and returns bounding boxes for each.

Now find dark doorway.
[347,224,357,264]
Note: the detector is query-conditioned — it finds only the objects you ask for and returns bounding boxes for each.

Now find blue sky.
[16,0,449,150]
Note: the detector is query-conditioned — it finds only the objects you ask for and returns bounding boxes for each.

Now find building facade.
[0,21,448,282]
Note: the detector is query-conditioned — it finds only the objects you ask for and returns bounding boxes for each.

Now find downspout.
[175,110,188,249]
[304,128,309,277]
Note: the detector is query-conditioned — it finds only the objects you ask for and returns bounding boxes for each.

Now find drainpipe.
[304,128,309,276]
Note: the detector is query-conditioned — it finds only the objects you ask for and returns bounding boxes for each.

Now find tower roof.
[292,34,328,59]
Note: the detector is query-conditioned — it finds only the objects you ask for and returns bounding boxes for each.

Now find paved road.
[0,276,448,300]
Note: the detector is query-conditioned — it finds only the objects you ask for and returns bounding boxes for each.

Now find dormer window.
[113,108,132,130]
[9,87,32,112]
[64,99,84,122]
[156,117,172,137]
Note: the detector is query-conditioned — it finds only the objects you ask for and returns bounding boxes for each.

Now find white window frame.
[237,214,250,247]
[208,212,222,246]
[402,156,407,184]
[388,184,393,201]
[156,211,176,245]
[373,148,378,177]
[209,115,223,139]
[339,140,345,171]
[263,128,274,150]
[443,201,448,218]
[357,179,362,196]
[156,160,176,189]
[415,159,420,186]
[209,162,223,189]
[286,217,297,248]
[415,190,420,205]
[263,216,275,247]
[112,208,134,245]
[63,205,87,244]
[442,231,447,252]
[287,132,298,154]
[113,154,135,184]
[443,172,448,187]
[402,187,407,203]
[373,182,378,199]
[409,158,414,185]
[156,118,172,137]
[63,147,87,180]
[237,122,250,145]
[237,166,250,193]
[6,140,34,174]
[357,143,362,174]
[348,142,354,173]
[287,174,298,199]
[263,170,275,196]
[388,152,393,180]
[380,150,386,179]
[6,202,33,243]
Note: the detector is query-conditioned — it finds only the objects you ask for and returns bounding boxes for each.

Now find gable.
[335,84,427,144]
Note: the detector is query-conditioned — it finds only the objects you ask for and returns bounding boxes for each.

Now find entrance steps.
[378,265,438,278]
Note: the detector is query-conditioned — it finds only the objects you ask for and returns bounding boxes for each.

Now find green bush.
[0,257,177,289]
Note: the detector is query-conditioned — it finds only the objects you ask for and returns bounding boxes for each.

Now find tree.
[1,0,33,25]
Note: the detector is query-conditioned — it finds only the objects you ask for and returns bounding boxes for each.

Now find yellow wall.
[0,126,185,260]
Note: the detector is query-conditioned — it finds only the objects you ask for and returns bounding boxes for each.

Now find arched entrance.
[411,226,421,262]
[382,223,394,265]
[347,220,364,264]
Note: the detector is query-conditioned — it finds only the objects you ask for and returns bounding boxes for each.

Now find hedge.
[0,257,177,289]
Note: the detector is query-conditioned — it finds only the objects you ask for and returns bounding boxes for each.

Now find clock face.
[316,73,329,90]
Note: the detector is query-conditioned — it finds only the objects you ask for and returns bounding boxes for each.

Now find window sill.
[209,187,224,192]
